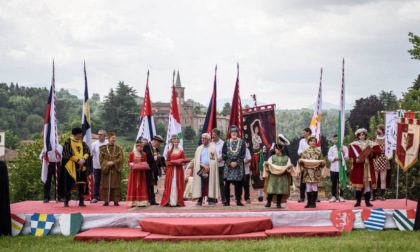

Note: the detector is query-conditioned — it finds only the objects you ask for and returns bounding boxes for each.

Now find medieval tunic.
[373,137,392,188]
[263,155,294,203]
[100,144,124,202]
[299,147,324,183]
[192,144,219,199]
[349,140,381,189]
[223,139,246,181]
[59,138,90,197]
[126,151,148,207]
[160,150,186,207]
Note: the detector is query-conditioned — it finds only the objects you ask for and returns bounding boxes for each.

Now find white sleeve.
[327,147,335,163]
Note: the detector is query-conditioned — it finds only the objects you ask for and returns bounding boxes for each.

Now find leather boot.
[380,189,386,201]
[365,192,373,207]
[310,191,318,208]
[354,190,362,207]
[304,192,312,208]
[265,194,273,208]
[78,185,86,207]
[371,189,377,201]
[276,194,282,209]
[64,194,70,207]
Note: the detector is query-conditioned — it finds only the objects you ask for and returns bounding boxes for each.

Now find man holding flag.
[327,134,348,202]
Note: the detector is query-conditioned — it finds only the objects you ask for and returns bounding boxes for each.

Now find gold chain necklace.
[229,139,241,153]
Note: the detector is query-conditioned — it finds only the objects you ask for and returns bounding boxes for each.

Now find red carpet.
[74,228,150,241]
[143,231,267,241]
[265,226,340,237]
[140,217,273,236]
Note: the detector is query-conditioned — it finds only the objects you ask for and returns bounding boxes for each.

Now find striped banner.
[362,208,386,231]
[11,213,26,236]
[30,213,55,236]
[393,209,416,231]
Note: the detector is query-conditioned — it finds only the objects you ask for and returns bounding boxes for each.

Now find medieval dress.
[59,137,90,199]
[263,154,294,203]
[349,139,381,189]
[160,149,186,206]
[299,147,324,184]
[126,151,148,207]
[99,143,124,203]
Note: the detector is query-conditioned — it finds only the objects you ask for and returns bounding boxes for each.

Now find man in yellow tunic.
[59,127,91,207]
[100,132,124,206]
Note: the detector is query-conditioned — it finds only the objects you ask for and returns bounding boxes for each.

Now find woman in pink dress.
[161,135,186,207]
[126,140,149,207]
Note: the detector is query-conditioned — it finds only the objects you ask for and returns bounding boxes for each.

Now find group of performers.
[42,123,392,209]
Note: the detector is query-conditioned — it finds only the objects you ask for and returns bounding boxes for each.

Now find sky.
[1,0,420,110]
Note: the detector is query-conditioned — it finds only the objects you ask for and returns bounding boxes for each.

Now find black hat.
[152,135,164,143]
[230,125,239,133]
[72,127,83,135]
[275,143,284,151]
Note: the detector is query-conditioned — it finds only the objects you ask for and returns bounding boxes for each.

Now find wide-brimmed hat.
[355,128,368,137]
[152,135,164,143]
[275,143,284,151]
[278,133,290,145]
[71,127,83,135]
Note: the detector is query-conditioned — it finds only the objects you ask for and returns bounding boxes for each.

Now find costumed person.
[327,134,349,202]
[192,133,219,206]
[249,120,271,202]
[349,128,381,207]
[99,132,124,206]
[126,139,148,207]
[183,159,194,201]
[372,124,392,201]
[143,135,165,205]
[59,127,90,207]
[210,128,226,204]
[297,127,312,203]
[222,125,246,206]
[241,147,252,203]
[161,134,187,207]
[40,143,63,203]
[297,136,325,208]
[90,130,108,203]
[0,161,12,236]
[263,143,294,208]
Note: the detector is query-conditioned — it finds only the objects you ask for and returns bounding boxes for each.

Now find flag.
[337,60,347,190]
[164,70,184,159]
[227,63,243,139]
[136,70,156,141]
[198,65,217,145]
[41,61,58,184]
[82,61,93,199]
[384,111,398,159]
[395,116,420,172]
[309,68,322,149]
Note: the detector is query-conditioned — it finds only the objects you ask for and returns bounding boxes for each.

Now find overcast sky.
[1,0,420,109]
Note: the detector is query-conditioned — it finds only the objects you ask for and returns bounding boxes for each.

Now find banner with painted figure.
[243,104,276,189]
[396,117,420,172]
[385,111,398,159]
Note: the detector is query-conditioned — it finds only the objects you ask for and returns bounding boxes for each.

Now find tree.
[184,126,196,140]
[378,90,399,111]
[348,95,384,131]
[410,74,420,90]
[408,32,420,60]
[5,130,21,149]
[221,102,231,116]
[155,122,166,138]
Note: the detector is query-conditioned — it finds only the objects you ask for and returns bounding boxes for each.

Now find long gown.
[126,151,149,207]
[160,150,186,207]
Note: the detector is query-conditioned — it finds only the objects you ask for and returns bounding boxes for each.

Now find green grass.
[1,230,419,252]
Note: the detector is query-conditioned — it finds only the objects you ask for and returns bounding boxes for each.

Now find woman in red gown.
[126,140,148,207]
[161,135,186,207]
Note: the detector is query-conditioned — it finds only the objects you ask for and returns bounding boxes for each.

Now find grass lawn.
[1,230,419,252]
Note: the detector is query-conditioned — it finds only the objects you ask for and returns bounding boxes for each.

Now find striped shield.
[393,209,416,231]
[30,213,55,236]
[59,213,84,236]
[11,214,26,236]
[361,208,386,231]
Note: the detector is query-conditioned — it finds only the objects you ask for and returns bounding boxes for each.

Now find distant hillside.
[306,101,354,110]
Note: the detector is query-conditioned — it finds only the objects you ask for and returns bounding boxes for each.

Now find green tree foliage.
[221,102,231,116]
[348,95,384,131]
[184,126,196,140]
[101,82,139,135]
[408,32,420,60]
[9,140,44,202]
[378,90,399,111]
[5,130,21,149]
[155,122,166,138]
